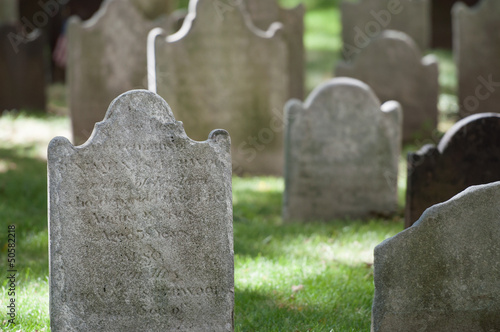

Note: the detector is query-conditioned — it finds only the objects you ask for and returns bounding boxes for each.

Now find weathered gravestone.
[341,0,430,59]
[68,0,173,145]
[0,0,18,24]
[48,90,234,331]
[283,77,402,222]
[243,0,305,100]
[336,30,439,142]
[453,0,500,118]
[405,113,500,228]
[153,0,289,175]
[372,181,500,332]
[0,24,46,112]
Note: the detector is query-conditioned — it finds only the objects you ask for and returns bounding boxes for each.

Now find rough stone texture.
[68,0,173,145]
[154,0,289,175]
[372,181,500,332]
[283,77,402,222]
[243,0,305,100]
[130,0,178,19]
[430,0,480,49]
[453,0,500,118]
[341,0,430,59]
[335,30,439,142]
[0,24,46,112]
[405,113,500,228]
[0,0,18,24]
[48,90,234,331]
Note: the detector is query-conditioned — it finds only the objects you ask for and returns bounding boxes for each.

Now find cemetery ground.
[0,2,459,331]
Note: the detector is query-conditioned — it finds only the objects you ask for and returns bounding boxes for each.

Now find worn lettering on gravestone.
[154,0,289,175]
[283,78,402,222]
[453,0,500,118]
[243,0,305,99]
[336,30,439,142]
[373,181,500,332]
[48,90,234,331]
[68,0,173,145]
[0,24,46,112]
[341,0,430,59]
[405,113,500,228]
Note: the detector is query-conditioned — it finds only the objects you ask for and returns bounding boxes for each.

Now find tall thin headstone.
[405,113,500,228]
[153,0,289,175]
[373,181,500,331]
[243,0,305,99]
[341,0,430,59]
[48,90,234,331]
[453,0,500,118]
[68,0,172,145]
[283,78,402,222]
[336,30,439,142]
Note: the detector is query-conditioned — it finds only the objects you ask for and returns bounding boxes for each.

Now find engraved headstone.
[453,0,500,118]
[153,0,289,175]
[0,24,46,112]
[48,90,234,331]
[372,181,500,331]
[405,113,500,228]
[243,0,305,99]
[68,0,173,145]
[341,0,430,59]
[335,30,439,142]
[283,77,402,222]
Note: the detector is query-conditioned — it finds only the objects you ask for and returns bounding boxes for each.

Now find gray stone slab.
[405,113,500,228]
[372,181,500,332]
[68,0,173,145]
[335,30,439,142]
[48,90,234,331]
[283,77,402,222]
[341,0,430,59]
[453,0,500,118]
[243,0,305,99]
[154,0,289,175]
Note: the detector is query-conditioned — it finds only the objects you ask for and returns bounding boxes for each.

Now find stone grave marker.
[372,181,500,331]
[405,113,500,228]
[48,90,234,331]
[153,0,289,175]
[243,0,305,99]
[68,0,173,145]
[0,24,46,112]
[283,77,402,222]
[341,0,430,59]
[335,30,439,142]
[453,0,500,118]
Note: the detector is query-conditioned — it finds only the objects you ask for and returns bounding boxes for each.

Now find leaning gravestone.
[68,0,173,145]
[405,113,500,228]
[283,77,402,222]
[48,90,234,331]
[341,0,430,59]
[153,0,288,175]
[372,181,500,331]
[453,0,500,118]
[336,30,439,142]
[243,0,305,100]
[0,24,46,112]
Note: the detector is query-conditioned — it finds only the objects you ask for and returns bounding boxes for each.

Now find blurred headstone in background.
[341,0,430,59]
[153,0,289,175]
[373,181,500,331]
[283,78,402,222]
[430,0,480,49]
[336,30,439,142]
[68,0,173,145]
[453,0,500,118]
[0,24,46,112]
[243,0,305,100]
[405,113,500,228]
[0,0,18,24]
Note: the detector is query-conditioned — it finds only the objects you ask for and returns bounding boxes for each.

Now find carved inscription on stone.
[48,90,234,331]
